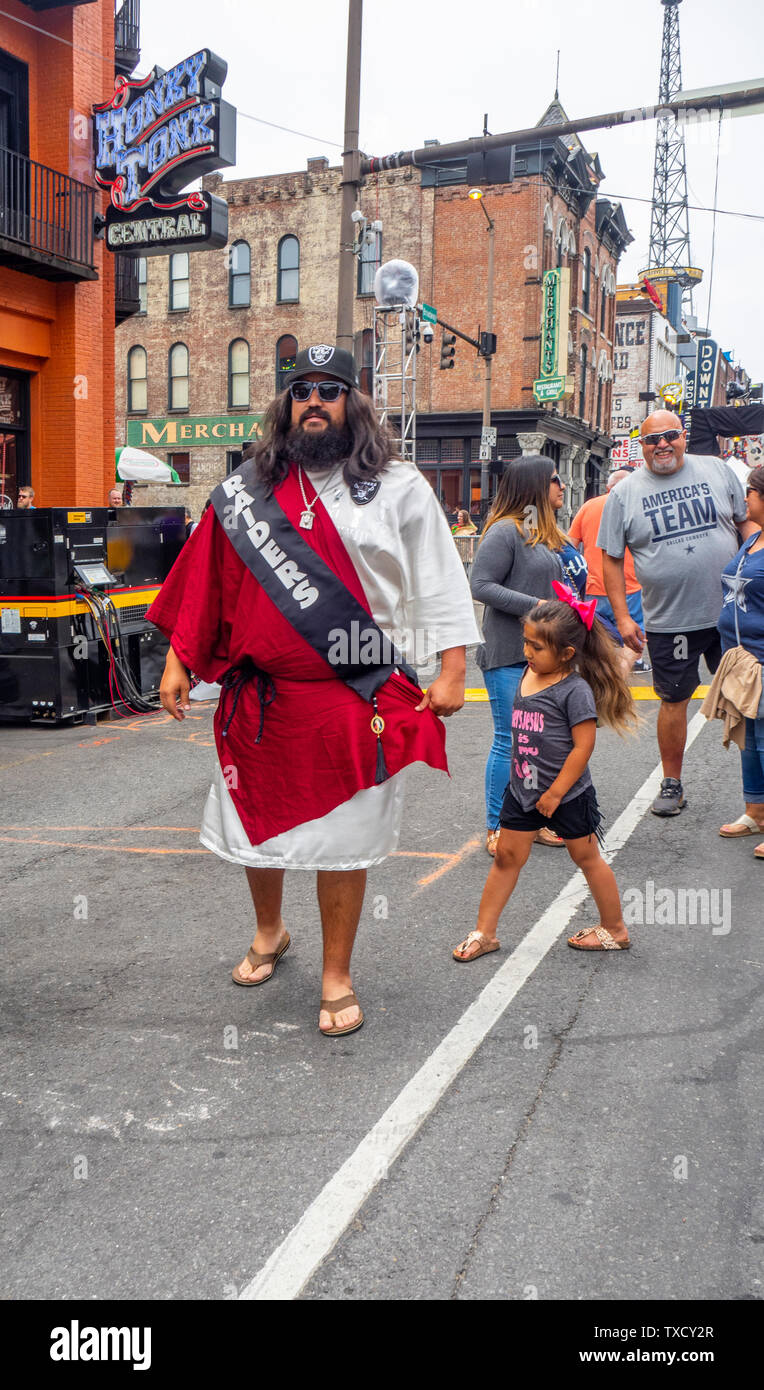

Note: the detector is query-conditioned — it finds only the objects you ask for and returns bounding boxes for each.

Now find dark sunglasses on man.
[288,380,349,403]
[642,429,682,446]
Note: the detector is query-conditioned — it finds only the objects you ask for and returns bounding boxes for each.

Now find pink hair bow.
[551,580,597,630]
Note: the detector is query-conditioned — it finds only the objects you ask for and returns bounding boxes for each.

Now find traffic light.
[440,331,456,369]
[405,318,421,354]
[479,332,497,358]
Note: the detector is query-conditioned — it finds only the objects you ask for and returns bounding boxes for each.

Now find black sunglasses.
[288,380,348,403]
[642,429,682,446]
[550,473,563,486]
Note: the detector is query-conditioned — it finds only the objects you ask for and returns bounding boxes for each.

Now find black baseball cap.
[287,344,359,390]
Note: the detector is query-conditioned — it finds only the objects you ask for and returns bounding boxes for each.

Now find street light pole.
[470,189,495,513]
[336,0,363,351]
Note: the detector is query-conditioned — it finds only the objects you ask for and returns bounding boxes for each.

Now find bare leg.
[453,830,535,958]
[317,869,366,1032]
[235,868,287,983]
[656,697,691,781]
[565,836,629,946]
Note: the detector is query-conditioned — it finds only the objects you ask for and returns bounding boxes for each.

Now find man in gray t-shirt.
[597,410,755,817]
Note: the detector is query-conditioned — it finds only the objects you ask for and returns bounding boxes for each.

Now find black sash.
[210,463,417,701]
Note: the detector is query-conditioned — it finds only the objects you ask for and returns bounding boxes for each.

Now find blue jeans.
[483,663,525,828]
[741,716,764,801]
[593,590,645,629]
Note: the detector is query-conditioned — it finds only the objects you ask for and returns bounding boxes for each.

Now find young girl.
[453,582,639,960]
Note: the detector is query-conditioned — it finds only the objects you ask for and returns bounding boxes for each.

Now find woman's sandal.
[534,826,564,847]
[453,929,501,962]
[754,843,764,860]
[319,991,364,1037]
[231,932,290,986]
[568,926,631,951]
[719,814,764,838]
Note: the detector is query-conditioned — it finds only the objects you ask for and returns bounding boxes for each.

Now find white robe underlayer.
[199,459,481,869]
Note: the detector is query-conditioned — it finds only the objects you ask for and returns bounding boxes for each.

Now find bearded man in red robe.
[150,344,479,1036]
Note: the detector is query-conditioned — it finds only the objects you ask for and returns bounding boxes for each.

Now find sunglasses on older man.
[288,380,349,403]
[642,429,682,446]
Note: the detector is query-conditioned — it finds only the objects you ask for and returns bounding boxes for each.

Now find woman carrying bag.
[706,465,764,857]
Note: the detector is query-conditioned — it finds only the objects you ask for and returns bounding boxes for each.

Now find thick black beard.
[285,424,353,471]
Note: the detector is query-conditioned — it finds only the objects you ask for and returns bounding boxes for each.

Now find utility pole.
[336,0,363,351]
[482,205,495,510]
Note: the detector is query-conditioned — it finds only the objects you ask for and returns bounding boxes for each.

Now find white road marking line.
[240,712,707,1301]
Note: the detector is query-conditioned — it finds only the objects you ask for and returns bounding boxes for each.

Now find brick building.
[116,96,632,522]
[0,0,138,508]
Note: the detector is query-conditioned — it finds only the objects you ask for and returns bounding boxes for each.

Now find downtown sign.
[533,268,574,404]
[93,50,236,256]
[694,339,719,410]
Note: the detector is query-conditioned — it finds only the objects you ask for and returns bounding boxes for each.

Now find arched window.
[556,219,567,268]
[169,253,189,310]
[579,344,588,419]
[229,241,250,307]
[168,343,189,411]
[354,327,374,395]
[358,226,382,296]
[276,334,297,393]
[581,248,591,315]
[277,236,299,302]
[127,346,147,412]
[228,339,250,408]
[600,283,607,332]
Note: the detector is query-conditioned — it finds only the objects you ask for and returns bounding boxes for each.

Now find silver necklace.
[297,464,340,529]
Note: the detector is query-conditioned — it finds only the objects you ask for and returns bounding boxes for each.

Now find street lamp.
[469,188,496,514]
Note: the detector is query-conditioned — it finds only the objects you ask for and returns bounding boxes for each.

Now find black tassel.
[375,736,389,784]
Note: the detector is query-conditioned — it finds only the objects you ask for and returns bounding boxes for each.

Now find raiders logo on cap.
[350,479,381,505]
[308,345,335,366]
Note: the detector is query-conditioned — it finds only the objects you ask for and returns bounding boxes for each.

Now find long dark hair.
[481,455,568,549]
[526,597,639,735]
[745,464,764,499]
[253,387,397,490]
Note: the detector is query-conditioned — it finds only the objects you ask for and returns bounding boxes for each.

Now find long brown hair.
[481,455,568,549]
[253,387,397,490]
[526,597,639,735]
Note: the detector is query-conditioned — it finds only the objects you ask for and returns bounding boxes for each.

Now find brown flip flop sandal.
[452,929,501,962]
[568,926,631,951]
[231,932,290,986]
[319,991,364,1036]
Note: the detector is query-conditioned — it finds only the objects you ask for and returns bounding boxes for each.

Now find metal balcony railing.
[0,146,95,279]
[115,0,140,75]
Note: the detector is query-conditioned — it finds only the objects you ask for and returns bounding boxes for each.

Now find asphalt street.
[1,650,762,1302]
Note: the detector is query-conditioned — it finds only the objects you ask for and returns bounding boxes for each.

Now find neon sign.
[93,50,236,256]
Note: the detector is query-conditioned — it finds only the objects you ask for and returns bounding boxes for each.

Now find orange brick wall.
[0,0,116,506]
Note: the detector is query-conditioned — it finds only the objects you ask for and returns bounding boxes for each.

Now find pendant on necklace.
[299,510,314,530]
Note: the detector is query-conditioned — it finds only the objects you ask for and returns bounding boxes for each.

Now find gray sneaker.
[651,777,687,816]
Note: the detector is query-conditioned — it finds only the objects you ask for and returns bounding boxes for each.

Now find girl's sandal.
[319,991,364,1037]
[453,929,501,962]
[485,830,500,857]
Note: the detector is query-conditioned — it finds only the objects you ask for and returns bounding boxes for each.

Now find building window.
[276,333,297,393]
[138,257,147,314]
[579,345,588,419]
[168,343,189,411]
[600,284,608,333]
[581,248,591,315]
[229,241,250,307]
[357,227,382,296]
[596,378,603,428]
[277,236,299,302]
[228,339,250,408]
[169,252,189,310]
[168,452,190,484]
[127,346,147,412]
[354,327,374,395]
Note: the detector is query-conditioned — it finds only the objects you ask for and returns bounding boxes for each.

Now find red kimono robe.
[147,467,448,847]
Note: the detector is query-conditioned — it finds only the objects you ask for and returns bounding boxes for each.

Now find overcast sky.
[138,0,764,380]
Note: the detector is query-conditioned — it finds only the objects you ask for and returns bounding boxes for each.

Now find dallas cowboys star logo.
[721,573,751,610]
[685,544,695,554]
